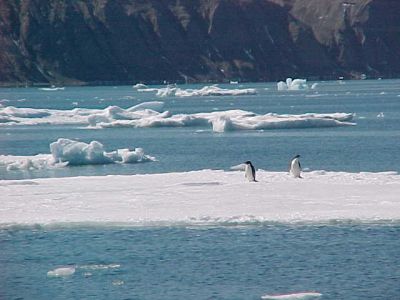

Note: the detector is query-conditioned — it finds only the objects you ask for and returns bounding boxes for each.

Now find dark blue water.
[1,80,400,180]
[1,224,399,300]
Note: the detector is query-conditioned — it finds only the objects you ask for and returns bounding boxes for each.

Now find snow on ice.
[1,169,399,227]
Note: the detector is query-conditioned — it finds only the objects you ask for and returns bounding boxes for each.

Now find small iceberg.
[1,138,155,171]
[50,138,155,166]
[277,78,308,91]
[261,292,322,299]
[47,267,75,277]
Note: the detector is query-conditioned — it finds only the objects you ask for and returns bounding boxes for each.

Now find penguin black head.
[244,161,252,165]
[294,154,301,158]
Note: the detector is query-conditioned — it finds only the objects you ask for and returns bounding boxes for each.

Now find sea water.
[1,79,400,299]
[1,225,400,299]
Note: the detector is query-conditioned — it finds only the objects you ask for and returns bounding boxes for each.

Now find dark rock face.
[0,0,399,85]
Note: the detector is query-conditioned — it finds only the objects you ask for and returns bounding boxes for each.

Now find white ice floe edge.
[261,292,322,299]
[2,218,400,232]
[47,264,121,278]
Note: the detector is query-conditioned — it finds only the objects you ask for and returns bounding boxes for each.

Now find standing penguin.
[244,161,257,182]
[289,155,302,178]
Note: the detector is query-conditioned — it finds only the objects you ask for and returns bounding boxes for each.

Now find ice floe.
[0,101,164,126]
[39,87,65,91]
[139,85,257,97]
[132,83,148,89]
[100,110,355,132]
[47,263,120,279]
[1,169,399,227]
[0,138,155,171]
[47,267,75,277]
[261,292,322,299]
[0,103,356,132]
[277,78,309,90]
[79,264,121,270]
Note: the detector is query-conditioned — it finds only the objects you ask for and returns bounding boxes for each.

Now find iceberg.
[0,138,155,170]
[277,78,309,90]
[1,170,399,226]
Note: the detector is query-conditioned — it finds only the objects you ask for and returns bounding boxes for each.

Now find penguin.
[244,161,257,182]
[289,154,302,178]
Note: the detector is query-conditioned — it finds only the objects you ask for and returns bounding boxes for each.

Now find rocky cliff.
[0,0,399,85]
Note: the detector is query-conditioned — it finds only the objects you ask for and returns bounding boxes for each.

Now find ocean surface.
[1,79,400,299]
[1,224,400,300]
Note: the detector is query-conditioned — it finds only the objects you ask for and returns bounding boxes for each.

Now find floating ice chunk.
[0,139,155,171]
[1,106,50,118]
[311,83,318,89]
[39,87,65,91]
[277,78,309,90]
[127,101,164,112]
[156,85,178,97]
[50,139,112,165]
[0,104,355,132]
[377,112,385,118]
[175,85,257,97]
[261,292,322,299]
[79,263,121,270]
[47,267,75,277]
[101,110,354,132]
[106,148,155,163]
[0,154,65,171]
[87,103,163,126]
[132,83,148,89]
[50,138,155,165]
[277,81,288,91]
[112,280,125,286]
[0,102,163,127]
[147,85,257,97]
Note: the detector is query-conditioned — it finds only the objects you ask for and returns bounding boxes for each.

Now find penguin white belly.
[290,158,301,178]
[245,165,255,181]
